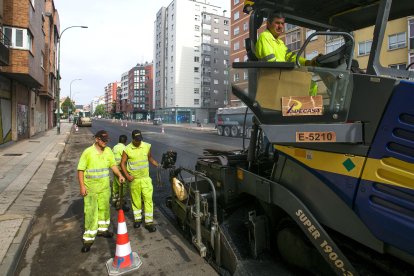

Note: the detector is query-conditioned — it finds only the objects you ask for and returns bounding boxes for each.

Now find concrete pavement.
[0,119,218,276]
[0,121,72,276]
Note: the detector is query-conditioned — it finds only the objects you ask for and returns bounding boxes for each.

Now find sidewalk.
[0,121,72,276]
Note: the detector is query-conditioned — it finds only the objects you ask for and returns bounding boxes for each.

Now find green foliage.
[61,97,76,116]
[94,104,107,116]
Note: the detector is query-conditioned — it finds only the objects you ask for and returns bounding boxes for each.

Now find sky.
[54,0,230,105]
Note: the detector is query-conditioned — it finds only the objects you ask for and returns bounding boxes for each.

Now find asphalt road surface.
[15,119,245,275]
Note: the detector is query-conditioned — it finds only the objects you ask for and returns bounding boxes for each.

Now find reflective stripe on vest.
[85,168,109,179]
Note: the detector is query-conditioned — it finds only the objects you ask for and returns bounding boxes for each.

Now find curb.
[0,217,33,276]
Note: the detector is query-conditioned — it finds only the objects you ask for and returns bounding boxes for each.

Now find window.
[214,68,219,74]
[223,40,229,45]
[224,49,229,55]
[194,67,199,72]
[202,44,211,51]
[194,56,200,62]
[409,53,414,71]
[234,57,240,62]
[224,70,228,75]
[194,88,200,94]
[233,41,240,50]
[224,30,229,36]
[195,25,200,31]
[388,32,406,50]
[285,24,297,31]
[306,51,319,60]
[224,80,229,85]
[389,63,406,70]
[194,99,200,105]
[233,26,239,36]
[214,28,219,33]
[306,30,317,41]
[3,27,32,50]
[244,55,248,61]
[243,22,248,31]
[214,79,219,84]
[286,31,301,51]
[195,15,200,21]
[234,0,240,4]
[214,38,219,44]
[244,71,248,80]
[224,20,229,25]
[358,40,372,56]
[234,73,240,81]
[214,18,219,23]
[326,38,344,53]
[234,11,240,21]
[202,35,210,43]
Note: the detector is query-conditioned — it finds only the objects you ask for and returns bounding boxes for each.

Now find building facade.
[104,81,119,114]
[154,0,229,124]
[0,0,59,144]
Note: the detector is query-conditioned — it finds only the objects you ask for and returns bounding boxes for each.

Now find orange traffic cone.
[106,210,142,275]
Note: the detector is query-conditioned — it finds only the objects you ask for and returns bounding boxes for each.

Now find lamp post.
[56,25,88,134]
[69,78,82,115]
[175,105,178,124]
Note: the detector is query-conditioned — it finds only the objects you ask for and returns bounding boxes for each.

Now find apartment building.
[154,0,229,124]
[125,62,153,120]
[116,71,129,116]
[104,81,119,114]
[90,95,105,115]
[0,0,59,144]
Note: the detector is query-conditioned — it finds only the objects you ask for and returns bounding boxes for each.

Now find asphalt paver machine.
[163,0,414,275]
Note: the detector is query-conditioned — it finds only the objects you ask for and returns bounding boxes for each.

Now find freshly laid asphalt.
[0,119,217,276]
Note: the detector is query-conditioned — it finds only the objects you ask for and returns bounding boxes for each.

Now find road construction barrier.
[106,209,142,275]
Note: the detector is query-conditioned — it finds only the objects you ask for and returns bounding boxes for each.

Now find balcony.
[0,29,10,66]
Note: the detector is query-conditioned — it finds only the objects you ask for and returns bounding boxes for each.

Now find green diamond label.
[343,158,355,172]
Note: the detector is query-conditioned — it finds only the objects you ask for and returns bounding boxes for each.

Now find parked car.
[153,118,162,125]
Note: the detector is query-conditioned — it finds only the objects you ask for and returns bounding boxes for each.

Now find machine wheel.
[224,126,231,137]
[217,126,223,136]
[230,126,239,137]
[276,220,332,275]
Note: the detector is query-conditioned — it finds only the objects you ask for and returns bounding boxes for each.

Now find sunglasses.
[98,137,109,142]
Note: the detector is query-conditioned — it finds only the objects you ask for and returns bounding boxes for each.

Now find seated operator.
[255,12,319,95]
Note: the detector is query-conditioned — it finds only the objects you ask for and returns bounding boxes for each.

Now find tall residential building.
[104,82,119,114]
[117,71,129,116]
[154,0,229,124]
[0,0,59,144]
[126,62,153,120]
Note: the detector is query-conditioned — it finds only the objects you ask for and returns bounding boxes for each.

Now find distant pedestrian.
[77,130,125,253]
[112,134,129,211]
[121,130,160,232]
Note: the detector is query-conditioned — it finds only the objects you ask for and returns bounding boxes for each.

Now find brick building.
[0,0,59,144]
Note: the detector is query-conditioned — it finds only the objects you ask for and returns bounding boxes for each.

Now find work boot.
[133,221,141,229]
[81,243,92,253]
[97,231,114,238]
[145,224,157,233]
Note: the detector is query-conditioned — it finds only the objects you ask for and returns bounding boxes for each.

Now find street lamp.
[56,25,88,134]
[175,105,178,124]
[69,78,82,115]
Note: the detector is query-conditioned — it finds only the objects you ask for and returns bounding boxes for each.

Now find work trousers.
[112,174,128,206]
[82,188,111,243]
[130,177,153,224]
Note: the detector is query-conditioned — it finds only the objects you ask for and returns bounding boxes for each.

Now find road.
[15,119,245,275]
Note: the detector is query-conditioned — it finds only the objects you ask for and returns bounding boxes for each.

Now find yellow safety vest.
[77,144,116,192]
[124,142,151,178]
[256,29,306,65]
[112,143,125,167]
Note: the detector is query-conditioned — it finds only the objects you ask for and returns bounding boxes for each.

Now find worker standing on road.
[112,134,130,212]
[121,129,160,232]
[77,130,126,253]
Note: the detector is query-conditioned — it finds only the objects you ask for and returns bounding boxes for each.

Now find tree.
[61,97,75,116]
[94,104,107,117]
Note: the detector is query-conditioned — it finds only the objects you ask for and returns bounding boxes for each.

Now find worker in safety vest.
[112,134,129,211]
[77,130,125,253]
[255,12,319,95]
[121,129,160,232]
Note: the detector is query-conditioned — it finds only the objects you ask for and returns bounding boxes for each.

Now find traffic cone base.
[106,252,142,276]
[106,209,142,275]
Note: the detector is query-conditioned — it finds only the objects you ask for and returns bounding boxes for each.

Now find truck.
[162,0,414,275]
[215,106,253,137]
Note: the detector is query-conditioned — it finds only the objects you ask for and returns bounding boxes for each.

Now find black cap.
[94,130,109,142]
[132,130,143,141]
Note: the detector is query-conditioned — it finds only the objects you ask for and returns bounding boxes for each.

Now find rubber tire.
[230,126,238,137]
[217,126,223,136]
[223,126,231,137]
